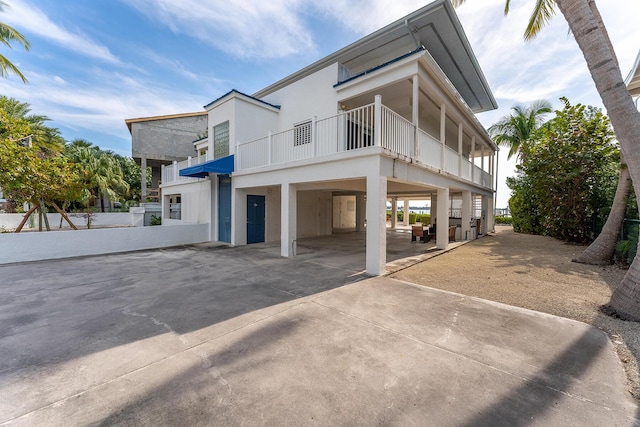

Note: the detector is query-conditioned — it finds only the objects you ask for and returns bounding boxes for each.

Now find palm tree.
[68,146,129,212]
[0,96,64,154]
[452,0,640,321]
[0,1,30,83]
[489,100,552,161]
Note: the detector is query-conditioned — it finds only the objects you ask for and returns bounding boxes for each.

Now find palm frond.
[525,0,556,40]
[0,53,27,82]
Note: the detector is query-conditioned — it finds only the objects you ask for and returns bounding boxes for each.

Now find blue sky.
[1,0,639,207]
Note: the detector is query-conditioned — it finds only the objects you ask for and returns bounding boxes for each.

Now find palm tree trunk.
[556,0,640,321]
[573,163,630,265]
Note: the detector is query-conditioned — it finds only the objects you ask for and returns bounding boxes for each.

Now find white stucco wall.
[161,179,211,227]
[0,212,137,230]
[333,195,357,229]
[262,63,341,130]
[0,223,210,265]
[296,190,332,238]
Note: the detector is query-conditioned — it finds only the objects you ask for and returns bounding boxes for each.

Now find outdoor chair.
[411,225,429,243]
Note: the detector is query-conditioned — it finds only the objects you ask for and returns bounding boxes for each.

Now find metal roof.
[626,50,640,97]
[253,0,497,113]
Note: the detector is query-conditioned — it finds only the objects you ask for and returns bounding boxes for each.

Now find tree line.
[0,96,146,228]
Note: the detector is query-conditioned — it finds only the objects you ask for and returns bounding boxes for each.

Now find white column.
[440,104,446,170]
[462,190,472,241]
[232,187,247,246]
[436,187,449,250]
[403,199,409,226]
[430,194,437,226]
[281,183,297,257]
[356,192,366,232]
[366,175,387,275]
[481,144,485,173]
[458,122,463,177]
[412,74,419,157]
[487,197,495,233]
[172,160,178,182]
[391,196,398,229]
[481,196,489,235]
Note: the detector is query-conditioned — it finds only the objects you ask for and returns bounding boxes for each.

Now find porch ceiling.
[254,0,496,113]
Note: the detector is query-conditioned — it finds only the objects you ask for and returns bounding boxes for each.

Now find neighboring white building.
[135,0,499,275]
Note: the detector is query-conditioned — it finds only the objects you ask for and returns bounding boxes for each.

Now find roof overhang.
[626,50,640,97]
[179,155,234,178]
[253,0,496,113]
[124,111,207,134]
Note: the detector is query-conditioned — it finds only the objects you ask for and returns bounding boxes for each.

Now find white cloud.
[122,0,316,59]
[0,68,205,145]
[3,0,120,64]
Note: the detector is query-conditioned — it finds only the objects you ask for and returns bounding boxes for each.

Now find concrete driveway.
[1,239,638,426]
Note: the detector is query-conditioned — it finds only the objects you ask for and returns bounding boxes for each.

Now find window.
[213,121,229,159]
[294,121,312,146]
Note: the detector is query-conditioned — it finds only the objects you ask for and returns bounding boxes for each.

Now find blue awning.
[179,155,234,178]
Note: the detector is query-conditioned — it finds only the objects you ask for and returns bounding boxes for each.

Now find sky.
[1,0,639,208]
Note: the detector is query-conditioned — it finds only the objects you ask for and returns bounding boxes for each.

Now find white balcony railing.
[163,101,494,190]
[161,152,211,185]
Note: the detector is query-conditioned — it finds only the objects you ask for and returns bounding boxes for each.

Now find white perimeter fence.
[0,223,210,265]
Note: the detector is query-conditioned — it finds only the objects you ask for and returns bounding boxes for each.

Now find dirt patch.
[391,225,640,401]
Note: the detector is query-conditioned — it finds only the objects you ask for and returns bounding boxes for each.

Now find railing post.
[268,131,273,166]
[161,164,165,184]
[458,123,463,178]
[187,156,192,167]
[173,160,178,182]
[338,110,345,153]
[235,141,240,170]
[412,74,419,158]
[312,116,317,157]
[471,136,476,183]
[374,95,382,147]
[440,103,446,170]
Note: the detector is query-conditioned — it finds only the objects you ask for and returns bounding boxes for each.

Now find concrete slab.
[0,240,638,426]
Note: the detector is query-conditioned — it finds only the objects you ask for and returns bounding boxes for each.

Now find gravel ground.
[391,225,640,401]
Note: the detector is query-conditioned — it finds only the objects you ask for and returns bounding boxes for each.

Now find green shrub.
[150,215,162,226]
[495,216,513,225]
[415,213,431,224]
[408,213,417,224]
[615,240,631,265]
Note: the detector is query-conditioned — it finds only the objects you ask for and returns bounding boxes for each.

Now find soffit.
[253,0,496,113]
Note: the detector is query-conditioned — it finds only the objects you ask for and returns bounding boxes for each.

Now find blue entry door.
[247,195,266,244]
[218,175,232,243]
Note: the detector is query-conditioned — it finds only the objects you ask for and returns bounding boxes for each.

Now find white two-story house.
[151,0,498,275]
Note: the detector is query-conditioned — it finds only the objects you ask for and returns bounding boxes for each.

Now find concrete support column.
[391,196,398,229]
[281,183,297,257]
[366,175,387,275]
[403,199,409,226]
[487,197,495,233]
[462,190,472,241]
[355,192,366,232]
[141,157,147,203]
[481,195,489,235]
[232,187,247,246]
[436,187,449,250]
[431,194,437,226]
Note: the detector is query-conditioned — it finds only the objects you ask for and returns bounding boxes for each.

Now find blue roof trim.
[179,155,235,178]
[203,89,281,110]
[333,46,426,88]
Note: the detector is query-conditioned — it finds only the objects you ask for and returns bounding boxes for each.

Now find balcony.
[162,101,494,190]
[237,101,493,189]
